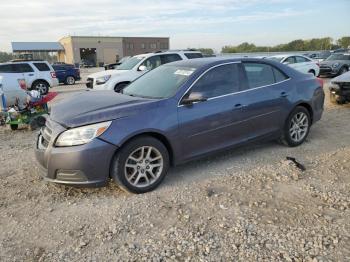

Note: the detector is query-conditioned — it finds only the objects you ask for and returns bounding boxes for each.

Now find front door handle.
[280,91,288,97]
[234,103,246,109]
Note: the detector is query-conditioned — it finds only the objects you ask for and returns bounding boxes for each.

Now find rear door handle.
[280,92,288,98]
[28,73,34,76]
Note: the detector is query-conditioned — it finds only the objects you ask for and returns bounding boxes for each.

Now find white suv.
[0,60,59,95]
[86,50,203,92]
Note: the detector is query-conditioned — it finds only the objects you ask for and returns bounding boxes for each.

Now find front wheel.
[281,106,311,147]
[339,67,348,75]
[111,136,170,194]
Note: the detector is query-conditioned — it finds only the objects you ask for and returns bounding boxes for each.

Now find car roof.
[133,50,202,59]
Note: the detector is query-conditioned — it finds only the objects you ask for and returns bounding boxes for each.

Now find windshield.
[123,65,196,99]
[116,56,144,70]
[267,56,284,62]
[326,54,350,61]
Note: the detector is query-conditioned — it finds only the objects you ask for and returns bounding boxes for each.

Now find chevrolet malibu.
[35,58,325,193]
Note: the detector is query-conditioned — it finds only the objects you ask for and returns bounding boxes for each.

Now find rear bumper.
[35,123,118,187]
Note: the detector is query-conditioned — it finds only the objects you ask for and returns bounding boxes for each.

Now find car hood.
[331,71,350,84]
[50,90,155,128]
[320,60,346,66]
[88,69,129,78]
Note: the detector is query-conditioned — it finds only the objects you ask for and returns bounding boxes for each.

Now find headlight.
[55,121,112,147]
[332,63,340,68]
[96,75,111,85]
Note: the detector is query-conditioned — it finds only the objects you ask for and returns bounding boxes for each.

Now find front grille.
[86,78,93,88]
[39,123,52,149]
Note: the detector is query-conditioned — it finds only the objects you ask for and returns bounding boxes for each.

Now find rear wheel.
[65,76,75,85]
[32,80,49,95]
[111,136,169,194]
[10,124,18,131]
[281,106,311,147]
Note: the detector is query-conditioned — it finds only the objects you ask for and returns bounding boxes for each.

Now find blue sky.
[0,0,349,52]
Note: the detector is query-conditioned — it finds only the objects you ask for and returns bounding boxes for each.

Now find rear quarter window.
[33,63,50,71]
[14,63,34,73]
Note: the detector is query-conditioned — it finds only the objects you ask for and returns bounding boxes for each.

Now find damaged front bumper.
[35,119,118,187]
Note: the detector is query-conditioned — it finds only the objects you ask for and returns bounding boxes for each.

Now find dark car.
[52,64,81,85]
[319,53,350,77]
[35,58,325,193]
[329,71,350,104]
[79,59,95,68]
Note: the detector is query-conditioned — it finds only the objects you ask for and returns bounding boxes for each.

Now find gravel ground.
[0,78,349,261]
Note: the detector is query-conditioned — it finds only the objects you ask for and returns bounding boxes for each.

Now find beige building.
[58,36,169,65]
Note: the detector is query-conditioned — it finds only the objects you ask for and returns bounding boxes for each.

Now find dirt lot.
[0,76,349,261]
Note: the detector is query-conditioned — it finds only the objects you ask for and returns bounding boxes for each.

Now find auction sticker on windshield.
[174,69,195,76]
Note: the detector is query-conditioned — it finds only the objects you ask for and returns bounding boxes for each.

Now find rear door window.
[13,63,34,73]
[296,56,309,63]
[189,63,240,98]
[161,54,182,64]
[284,56,296,64]
[0,64,15,73]
[243,63,275,89]
[272,67,288,82]
[184,53,203,59]
[33,63,50,71]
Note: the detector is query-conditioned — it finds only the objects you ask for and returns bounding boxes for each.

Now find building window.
[150,43,157,49]
[127,43,134,50]
[141,43,146,49]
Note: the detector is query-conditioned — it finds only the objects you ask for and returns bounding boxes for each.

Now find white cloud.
[0,0,327,51]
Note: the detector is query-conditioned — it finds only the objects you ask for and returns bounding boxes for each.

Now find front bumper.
[35,119,118,187]
[319,67,339,76]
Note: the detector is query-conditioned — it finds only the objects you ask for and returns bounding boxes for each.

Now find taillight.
[316,62,320,67]
[316,78,323,88]
[50,72,56,78]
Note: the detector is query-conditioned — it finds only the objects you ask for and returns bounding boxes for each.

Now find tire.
[32,80,49,95]
[111,136,170,194]
[339,67,348,75]
[10,124,18,131]
[65,76,75,85]
[281,106,311,147]
[114,82,129,92]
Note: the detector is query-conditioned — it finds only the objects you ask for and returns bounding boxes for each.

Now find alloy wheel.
[35,83,48,94]
[289,112,309,143]
[124,146,163,188]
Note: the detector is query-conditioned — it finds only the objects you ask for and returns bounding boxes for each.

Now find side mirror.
[181,92,207,106]
[138,65,147,71]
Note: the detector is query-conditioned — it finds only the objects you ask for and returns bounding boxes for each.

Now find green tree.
[0,52,14,63]
[337,37,350,48]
